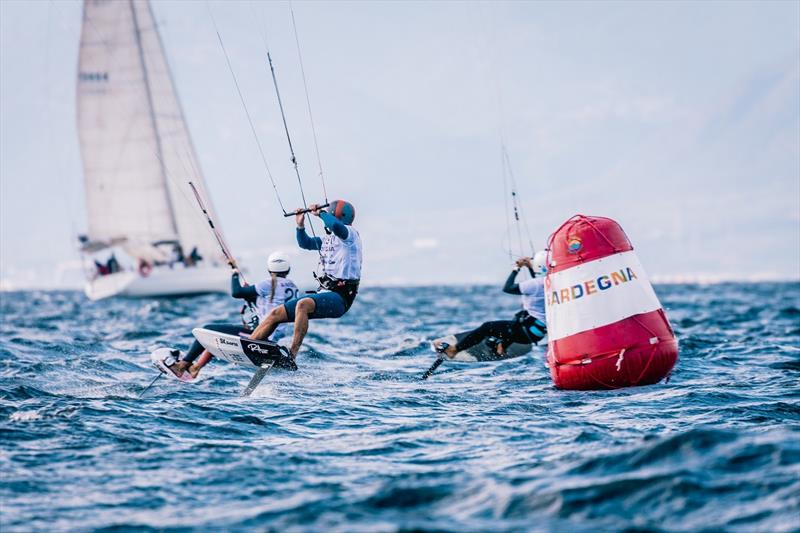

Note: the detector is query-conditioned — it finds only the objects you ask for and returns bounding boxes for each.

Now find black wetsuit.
[454,267,547,353]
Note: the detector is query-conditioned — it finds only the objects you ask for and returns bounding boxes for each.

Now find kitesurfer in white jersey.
[156,251,300,380]
[250,200,362,360]
[434,251,548,358]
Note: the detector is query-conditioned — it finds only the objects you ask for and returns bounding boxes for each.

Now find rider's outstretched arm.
[503,269,522,295]
[297,227,322,250]
[503,263,537,295]
[231,272,257,302]
[319,211,349,240]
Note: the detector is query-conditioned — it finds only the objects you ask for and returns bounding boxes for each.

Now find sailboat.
[76,0,230,300]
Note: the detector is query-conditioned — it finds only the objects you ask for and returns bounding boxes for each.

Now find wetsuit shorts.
[284,291,348,321]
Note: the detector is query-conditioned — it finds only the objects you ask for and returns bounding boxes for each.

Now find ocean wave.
[0,283,798,531]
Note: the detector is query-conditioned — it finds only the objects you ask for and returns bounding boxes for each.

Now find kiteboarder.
[248,200,362,360]
[154,251,299,380]
[434,251,548,357]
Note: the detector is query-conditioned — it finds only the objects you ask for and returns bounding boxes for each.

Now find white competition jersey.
[254,277,300,320]
[320,226,362,280]
[518,276,546,322]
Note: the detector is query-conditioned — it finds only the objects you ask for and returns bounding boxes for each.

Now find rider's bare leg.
[251,305,290,341]
[288,298,316,357]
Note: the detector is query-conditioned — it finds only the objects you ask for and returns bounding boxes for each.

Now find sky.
[1,0,798,290]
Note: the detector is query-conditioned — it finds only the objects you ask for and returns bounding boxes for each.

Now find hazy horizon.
[2,0,798,291]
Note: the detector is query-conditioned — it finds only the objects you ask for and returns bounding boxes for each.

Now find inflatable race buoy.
[544,215,678,390]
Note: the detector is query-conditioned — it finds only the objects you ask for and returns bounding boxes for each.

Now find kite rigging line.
[206,2,289,216]
[290,1,328,203]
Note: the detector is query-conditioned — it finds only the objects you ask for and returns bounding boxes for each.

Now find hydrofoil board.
[192,328,296,370]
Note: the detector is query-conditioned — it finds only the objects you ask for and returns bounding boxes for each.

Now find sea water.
[1,283,799,531]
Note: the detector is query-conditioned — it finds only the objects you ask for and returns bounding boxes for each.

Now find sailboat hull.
[85,266,230,300]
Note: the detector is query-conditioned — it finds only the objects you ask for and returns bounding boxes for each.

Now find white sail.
[77,0,223,263]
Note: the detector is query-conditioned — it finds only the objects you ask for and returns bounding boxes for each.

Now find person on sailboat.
[155,251,300,381]
[186,246,203,267]
[106,253,121,274]
[434,251,548,358]
[248,200,362,360]
[169,244,185,268]
[94,260,109,277]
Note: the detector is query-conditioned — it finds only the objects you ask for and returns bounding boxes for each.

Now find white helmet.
[532,250,548,275]
[267,251,291,273]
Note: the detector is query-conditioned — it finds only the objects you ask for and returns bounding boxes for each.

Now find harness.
[515,309,547,344]
[315,273,360,310]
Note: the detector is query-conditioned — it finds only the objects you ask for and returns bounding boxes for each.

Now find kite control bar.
[283,203,330,217]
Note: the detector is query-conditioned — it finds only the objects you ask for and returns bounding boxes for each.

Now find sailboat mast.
[128,0,179,238]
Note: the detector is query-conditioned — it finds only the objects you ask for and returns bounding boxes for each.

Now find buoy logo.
[567,237,582,253]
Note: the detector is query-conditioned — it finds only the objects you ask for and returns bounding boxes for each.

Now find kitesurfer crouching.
[159,251,299,380]
[434,251,548,358]
[249,200,362,360]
